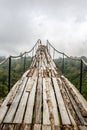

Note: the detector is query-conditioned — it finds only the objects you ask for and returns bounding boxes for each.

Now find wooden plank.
[42,125,51,130]
[20,124,31,130]
[61,75,87,113]
[14,124,21,130]
[34,77,42,124]
[33,124,41,130]
[55,126,61,130]
[24,77,37,124]
[7,80,22,106]
[48,78,60,125]
[13,79,29,123]
[57,78,80,125]
[26,69,37,92]
[79,126,87,130]
[45,78,55,130]
[43,78,50,125]
[25,78,32,92]
[2,124,14,130]
[0,80,20,123]
[52,77,71,125]
[3,77,28,123]
[62,80,87,126]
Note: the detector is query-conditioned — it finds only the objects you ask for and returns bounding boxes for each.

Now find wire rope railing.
[47,40,87,94]
[0,39,41,93]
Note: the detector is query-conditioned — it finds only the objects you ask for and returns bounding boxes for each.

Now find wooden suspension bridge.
[0,40,87,130]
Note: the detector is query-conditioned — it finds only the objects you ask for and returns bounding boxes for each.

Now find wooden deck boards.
[0,45,87,130]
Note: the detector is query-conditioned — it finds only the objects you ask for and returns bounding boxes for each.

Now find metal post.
[62,53,64,73]
[80,59,83,93]
[8,56,11,92]
[32,48,34,61]
[24,53,26,72]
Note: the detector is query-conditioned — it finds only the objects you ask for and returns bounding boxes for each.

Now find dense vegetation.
[0,56,87,100]
[54,56,87,100]
[0,56,32,98]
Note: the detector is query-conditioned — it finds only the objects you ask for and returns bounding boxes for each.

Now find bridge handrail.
[0,39,41,64]
[47,40,87,66]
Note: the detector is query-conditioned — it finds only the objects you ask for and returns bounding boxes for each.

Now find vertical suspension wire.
[32,47,34,62]
[8,56,11,92]
[80,59,83,93]
[62,53,64,73]
[24,53,26,72]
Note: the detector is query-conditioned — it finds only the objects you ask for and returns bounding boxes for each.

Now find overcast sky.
[0,0,87,57]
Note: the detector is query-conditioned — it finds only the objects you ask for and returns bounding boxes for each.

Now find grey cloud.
[0,0,87,56]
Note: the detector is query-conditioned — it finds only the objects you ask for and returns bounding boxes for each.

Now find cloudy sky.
[0,0,87,57]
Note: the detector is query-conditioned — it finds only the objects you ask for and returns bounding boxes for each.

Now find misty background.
[0,0,87,57]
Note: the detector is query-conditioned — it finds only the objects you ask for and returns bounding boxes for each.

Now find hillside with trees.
[0,56,87,100]
[54,57,87,100]
[0,56,32,98]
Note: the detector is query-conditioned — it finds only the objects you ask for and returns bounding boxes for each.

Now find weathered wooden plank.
[42,125,51,130]
[45,78,55,130]
[61,76,87,113]
[20,124,31,130]
[34,77,42,124]
[0,80,20,123]
[52,77,71,125]
[33,124,41,130]
[14,124,21,130]
[13,80,29,123]
[48,78,60,126]
[2,124,14,130]
[55,126,61,130]
[63,80,87,126]
[3,77,28,123]
[57,78,80,125]
[7,80,22,106]
[24,77,37,124]
[43,78,50,125]
[79,126,87,130]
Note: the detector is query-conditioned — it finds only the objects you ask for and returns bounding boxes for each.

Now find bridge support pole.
[8,56,11,92]
[80,59,83,93]
[62,53,64,73]
[24,53,26,72]
[32,48,34,61]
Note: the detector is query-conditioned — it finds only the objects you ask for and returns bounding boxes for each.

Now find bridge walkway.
[0,45,87,130]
